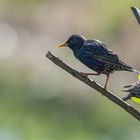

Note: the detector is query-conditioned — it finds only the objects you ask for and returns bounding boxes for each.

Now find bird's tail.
[132,68,140,74]
[122,65,140,74]
[118,60,140,73]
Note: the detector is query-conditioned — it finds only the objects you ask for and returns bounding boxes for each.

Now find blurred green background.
[0,0,140,140]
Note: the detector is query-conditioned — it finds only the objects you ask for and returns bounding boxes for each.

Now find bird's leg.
[104,74,110,90]
[80,72,99,77]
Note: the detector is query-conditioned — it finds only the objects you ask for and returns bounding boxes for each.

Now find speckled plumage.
[59,34,138,89]
[123,81,140,101]
[73,39,134,75]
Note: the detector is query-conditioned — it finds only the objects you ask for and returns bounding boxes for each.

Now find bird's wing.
[82,40,130,68]
[129,86,140,98]
[124,81,140,93]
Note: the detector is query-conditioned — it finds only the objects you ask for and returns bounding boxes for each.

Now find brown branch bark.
[131,7,140,25]
[46,51,140,122]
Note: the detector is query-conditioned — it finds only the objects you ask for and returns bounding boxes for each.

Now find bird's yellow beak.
[57,43,68,48]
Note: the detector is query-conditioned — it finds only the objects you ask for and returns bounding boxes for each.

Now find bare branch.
[131,7,140,25]
[46,51,140,122]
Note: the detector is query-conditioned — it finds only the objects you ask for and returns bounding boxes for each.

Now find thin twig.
[131,7,140,25]
[46,51,140,122]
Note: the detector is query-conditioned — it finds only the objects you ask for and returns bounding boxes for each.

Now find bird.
[58,34,138,89]
[122,80,140,104]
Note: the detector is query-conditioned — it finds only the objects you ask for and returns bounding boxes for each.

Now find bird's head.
[58,34,86,51]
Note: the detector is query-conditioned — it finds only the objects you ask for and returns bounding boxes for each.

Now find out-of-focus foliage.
[0,0,140,140]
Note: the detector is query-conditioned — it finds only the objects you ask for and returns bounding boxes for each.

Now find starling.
[58,34,138,89]
[123,81,140,104]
